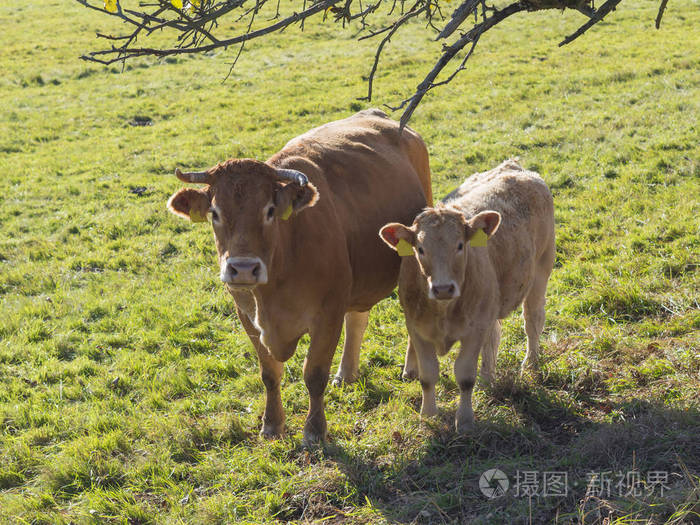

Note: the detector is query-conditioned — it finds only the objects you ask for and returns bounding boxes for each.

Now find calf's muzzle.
[430,282,459,300]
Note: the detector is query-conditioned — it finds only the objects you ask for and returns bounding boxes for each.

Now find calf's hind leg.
[480,321,501,386]
[333,310,369,385]
[402,338,419,380]
[521,252,553,373]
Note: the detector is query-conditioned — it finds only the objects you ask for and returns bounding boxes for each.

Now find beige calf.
[380,159,555,433]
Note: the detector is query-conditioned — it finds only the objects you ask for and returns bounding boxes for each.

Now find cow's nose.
[431,283,457,300]
[223,257,266,285]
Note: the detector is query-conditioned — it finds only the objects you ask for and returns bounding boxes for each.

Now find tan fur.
[382,159,555,433]
[167,109,431,443]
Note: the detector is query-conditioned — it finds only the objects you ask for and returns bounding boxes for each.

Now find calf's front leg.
[455,334,485,433]
[304,313,345,444]
[411,332,440,418]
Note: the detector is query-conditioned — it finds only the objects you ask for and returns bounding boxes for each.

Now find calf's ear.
[466,210,501,239]
[167,188,211,223]
[379,222,416,251]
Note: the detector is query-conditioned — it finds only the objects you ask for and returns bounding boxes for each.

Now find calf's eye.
[418,247,424,255]
[457,242,463,251]
[267,206,276,220]
[210,209,219,222]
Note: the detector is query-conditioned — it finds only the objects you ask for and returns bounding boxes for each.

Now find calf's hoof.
[519,361,541,379]
[302,429,326,447]
[260,423,284,439]
[455,418,475,434]
[331,373,356,387]
[402,367,419,381]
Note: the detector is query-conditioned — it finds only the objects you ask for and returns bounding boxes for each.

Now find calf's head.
[380,207,501,301]
[167,159,319,288]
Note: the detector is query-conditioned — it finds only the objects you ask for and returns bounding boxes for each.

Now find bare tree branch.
[76,0,677,127]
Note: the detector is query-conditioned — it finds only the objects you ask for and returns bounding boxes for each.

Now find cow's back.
[269,109,431,311]
[446,160,554,317]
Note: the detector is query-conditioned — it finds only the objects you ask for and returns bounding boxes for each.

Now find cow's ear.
[466,211,501,239]
[379,222,416,251]
[274,182,319,219]
[167,188,211,223]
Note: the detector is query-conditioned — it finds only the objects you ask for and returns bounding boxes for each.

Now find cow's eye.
[266,206,275,220]
[418,247,424,255]
[457,242,463,251]
[210,209,219,222]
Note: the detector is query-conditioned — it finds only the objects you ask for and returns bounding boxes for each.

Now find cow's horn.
[175,168,211,184]
[276,168,308,186]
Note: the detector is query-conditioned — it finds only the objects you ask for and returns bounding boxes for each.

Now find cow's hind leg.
[304,312,345,445]
[333,310,369,385]
[521,251,553,374]
[237,308,286,438]
[480,320,501,386]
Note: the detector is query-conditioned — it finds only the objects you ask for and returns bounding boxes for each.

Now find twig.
[359,0,429,101]
[559,0,623,46]
[655,0,669,28]
[81,0,345,64]
[397,1,526,129]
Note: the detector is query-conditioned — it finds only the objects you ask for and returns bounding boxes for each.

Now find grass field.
[1,0,699,523]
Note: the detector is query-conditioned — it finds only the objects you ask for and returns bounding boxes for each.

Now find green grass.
[1,0,698,523]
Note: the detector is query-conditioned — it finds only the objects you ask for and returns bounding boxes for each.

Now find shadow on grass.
[291,381,700,524]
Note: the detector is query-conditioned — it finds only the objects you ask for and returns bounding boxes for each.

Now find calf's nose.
[431,283,457,300]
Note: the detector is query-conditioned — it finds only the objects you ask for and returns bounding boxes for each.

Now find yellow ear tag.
[470,228,488,247]
[104,0,118,12]
[396,238,414,257]
[281,204,293,221]
[189,209,207,223]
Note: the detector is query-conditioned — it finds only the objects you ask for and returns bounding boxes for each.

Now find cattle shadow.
[314,386,700,524]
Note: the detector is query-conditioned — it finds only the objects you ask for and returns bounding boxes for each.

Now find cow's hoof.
[260,424,284,439]
[402,367,419,381]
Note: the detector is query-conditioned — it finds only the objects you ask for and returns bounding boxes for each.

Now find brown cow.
[167,109,432,443]
[380,159,554,433]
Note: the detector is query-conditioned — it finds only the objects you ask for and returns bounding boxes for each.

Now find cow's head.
[167,159,319,288]
[380,207,500,301]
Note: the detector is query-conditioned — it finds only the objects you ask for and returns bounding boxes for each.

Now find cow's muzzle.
[221,257,268,286]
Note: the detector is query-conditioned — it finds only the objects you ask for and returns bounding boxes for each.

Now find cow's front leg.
[455,333,485,434]
[237,308,286,438]
[304,313,344,445]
